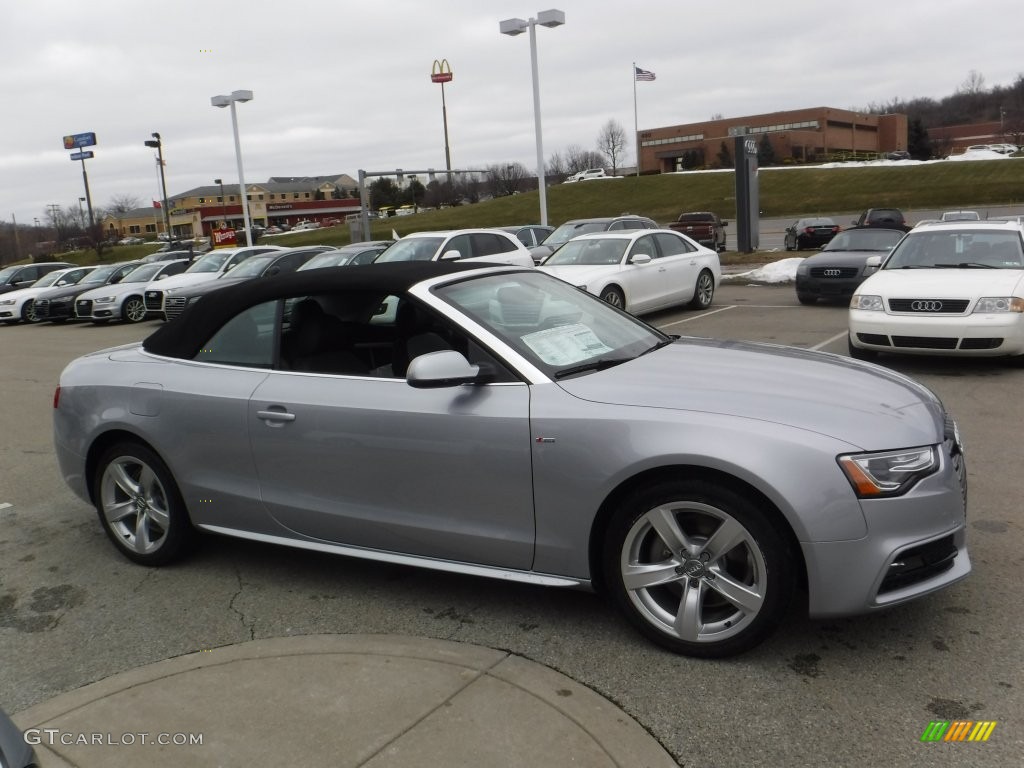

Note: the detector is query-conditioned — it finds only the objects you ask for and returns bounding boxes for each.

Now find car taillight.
[53,386,61,408]
[805,227,815,234]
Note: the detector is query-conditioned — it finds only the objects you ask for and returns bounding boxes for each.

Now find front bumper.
[796,273,863,299]
[850,308,1024,356]
[801,439,969,617]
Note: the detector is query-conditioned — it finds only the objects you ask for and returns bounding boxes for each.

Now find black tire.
[793,238,802,252]
[847,333,878,361]
[689,269,715,310]
[603,479,795,658]
[93,441,194,566]
[599,286,625,310]
[796,292,817,306]
[122,296,148,324]
[784,237,793,252]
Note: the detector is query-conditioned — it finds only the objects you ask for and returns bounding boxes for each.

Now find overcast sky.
[3,0,1020,225]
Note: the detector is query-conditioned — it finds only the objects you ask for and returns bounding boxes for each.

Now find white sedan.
[538,229,720,314]
[0,266,96,324]
[374,229,535,267]
[849,220,1024,359]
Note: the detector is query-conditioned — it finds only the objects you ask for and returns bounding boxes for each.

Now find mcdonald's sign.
[431,59,453,83]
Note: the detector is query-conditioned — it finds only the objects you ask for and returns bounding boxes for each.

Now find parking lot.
[1,281,1021,767]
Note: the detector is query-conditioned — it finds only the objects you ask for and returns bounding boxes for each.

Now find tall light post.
[144,132,172,241]
[78,197,86,229]
[499,9,565,227]
[211,90,254,247]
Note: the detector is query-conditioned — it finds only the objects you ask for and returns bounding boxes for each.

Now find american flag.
[634,66,656,82]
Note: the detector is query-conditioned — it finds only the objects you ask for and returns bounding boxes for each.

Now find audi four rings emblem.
[823,269,841,276]
[911,300,944,311]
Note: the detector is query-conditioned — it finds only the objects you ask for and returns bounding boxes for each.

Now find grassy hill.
[46,157,1024,264]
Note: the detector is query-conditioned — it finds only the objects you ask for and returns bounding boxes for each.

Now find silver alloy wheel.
[23,300,40,323]
[99,456,172,555]
[619,500,767,644]
[691,271,714,309]
[600,287,624,309]
[123,297,147,323]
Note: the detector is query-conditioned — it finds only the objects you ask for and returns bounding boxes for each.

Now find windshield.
[186,252,230,273]
[81,264,124,284]
[544,238,628,266]
[433,271,667,378]
[824,229,903,252]
[224,254,276,278]
[120,263,168,283]
[33,270,72,288]
[884,230,1024,269]
[300,252,354,270]
[375,237,444,263]
[543,222,607,247]
[0,267,21,282]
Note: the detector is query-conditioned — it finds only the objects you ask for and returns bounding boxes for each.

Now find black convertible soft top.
[143,260,498,359]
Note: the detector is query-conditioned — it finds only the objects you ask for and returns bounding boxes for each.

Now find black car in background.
[794,226,905,304]
[529,215,659,263]
[0,261,75,294]
[33,261,141,322]
[784,218,841,251]
[852,208,911,231]
[161,247,329,321]
[299,241,395,269]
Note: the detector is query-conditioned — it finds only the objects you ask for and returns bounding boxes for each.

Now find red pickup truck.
[668,211,728,252]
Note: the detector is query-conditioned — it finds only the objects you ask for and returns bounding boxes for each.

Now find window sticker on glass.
[521,323,614,366]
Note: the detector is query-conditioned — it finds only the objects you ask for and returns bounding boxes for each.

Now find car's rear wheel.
[122,296,147,323]
[689,270,715,309]
[603,479,794,658]
[600,286,625,310]
[94,442,193,566]
[847,333,878,361]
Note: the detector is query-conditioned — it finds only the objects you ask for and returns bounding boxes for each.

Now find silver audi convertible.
[53,262,970,657]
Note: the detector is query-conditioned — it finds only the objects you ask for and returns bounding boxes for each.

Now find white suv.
[374,229,534,267]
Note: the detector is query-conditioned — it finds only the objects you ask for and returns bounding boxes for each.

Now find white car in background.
[538,229,720,314]
[143,245,285,317]
[74,259,190,323]
[0,266,96,324]
[373,229,535,267]
[849,220,1024,359]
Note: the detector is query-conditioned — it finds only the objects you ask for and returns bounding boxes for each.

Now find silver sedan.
[53,262,969,657]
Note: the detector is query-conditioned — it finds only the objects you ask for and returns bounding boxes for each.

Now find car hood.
[37,283,107,301]
[860,268,1024,296]
[178,276,250,298]
[0,284,57,301]
[76,281,149,300]
[538,264,621,285]
[556,338,944,451]
[154,273,219,292]
[802,250,889,267]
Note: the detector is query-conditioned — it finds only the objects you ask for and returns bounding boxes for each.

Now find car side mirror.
[722,221,729,227]
[865,255,883,267]
[407,350,490,388]
[56,281,68,286]
[630,253,653,265]
[439,250,462,261]
[268,266,281,276]
[156,274,167,280]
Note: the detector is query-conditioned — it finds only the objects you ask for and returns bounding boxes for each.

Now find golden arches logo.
[431,59,453,83]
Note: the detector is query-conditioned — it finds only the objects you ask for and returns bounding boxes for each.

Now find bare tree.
[596,119,628,175]
[957,70,987,95]
[546,151,568,181]
[564,144,608,174]
[485,163,529,197]
[710,112,724,121]
[108,194,142,214]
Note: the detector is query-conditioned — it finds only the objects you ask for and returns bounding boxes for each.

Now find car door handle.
[257,409,296,423]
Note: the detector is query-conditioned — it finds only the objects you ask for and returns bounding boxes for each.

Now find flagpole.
[633,62,639,177]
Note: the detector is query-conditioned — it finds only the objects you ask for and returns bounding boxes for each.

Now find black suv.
[852,208,910,232]
[0,261,75,294]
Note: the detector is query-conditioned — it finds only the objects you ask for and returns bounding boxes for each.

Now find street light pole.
[499,9,565,227]
[144,132,171,241]
[211,90,254,247]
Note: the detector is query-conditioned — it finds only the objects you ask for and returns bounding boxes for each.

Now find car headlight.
[796,263,809,275]
[850,294,883,311]
[93,296,115,304]
[972,297,1024,313]
[188,296,202,304]
[0,299,14,306]
[837,446,939,498]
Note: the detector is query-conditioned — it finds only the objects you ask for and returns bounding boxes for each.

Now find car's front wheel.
[603,479,794,658]
[600,286,625,310]
[122,296,148,323]
[847,333,878,361]
[94,442,193,566]
[22,300,42,323]
[689,270,715,309]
